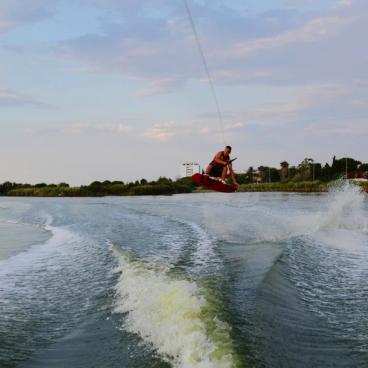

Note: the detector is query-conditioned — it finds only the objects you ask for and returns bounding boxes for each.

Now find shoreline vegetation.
[0,179,367,197]
[1,156,367,197]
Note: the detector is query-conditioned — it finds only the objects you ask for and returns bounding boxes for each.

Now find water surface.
[1,183,367,367]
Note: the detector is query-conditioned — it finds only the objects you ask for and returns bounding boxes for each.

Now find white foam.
[113,251,236,368]
[274,182,368,244]
[313,229,368,254]
[319,181,367,232]
[0,216,81,291]
[187,222,219,272]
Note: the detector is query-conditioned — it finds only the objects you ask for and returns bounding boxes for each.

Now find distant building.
[180,162,201,177]
[257,166,268,182]
[280,161,289,181]
[253,170,262,183]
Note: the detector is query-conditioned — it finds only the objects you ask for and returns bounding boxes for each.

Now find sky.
[0,0,367,185]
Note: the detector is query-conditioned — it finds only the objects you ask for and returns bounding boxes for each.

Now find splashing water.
[112,249,239,368]
[320,181,367,232]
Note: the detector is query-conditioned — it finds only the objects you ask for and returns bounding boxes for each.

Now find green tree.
[246,166,254,183]
[297,158,314,180]
[358,163,368,172]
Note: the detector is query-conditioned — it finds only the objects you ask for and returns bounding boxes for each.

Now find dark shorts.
[209,165,223,177]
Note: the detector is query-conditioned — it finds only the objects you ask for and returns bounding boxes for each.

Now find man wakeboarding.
[205,146,239,188]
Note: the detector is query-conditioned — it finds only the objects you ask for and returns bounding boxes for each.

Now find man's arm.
[214,151,227,166]
[228,164,239,187]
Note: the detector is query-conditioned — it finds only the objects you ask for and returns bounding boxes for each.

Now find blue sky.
[0,0,367,185]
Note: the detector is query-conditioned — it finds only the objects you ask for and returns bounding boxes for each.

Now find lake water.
[1,182,368,368]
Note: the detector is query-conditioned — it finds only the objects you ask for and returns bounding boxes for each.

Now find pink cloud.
[143,123,176,141]
[0,88,40,106]
[231,16,352,58]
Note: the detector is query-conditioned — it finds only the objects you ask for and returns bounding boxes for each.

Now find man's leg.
[221,166,228,181]
[205,164,213,175]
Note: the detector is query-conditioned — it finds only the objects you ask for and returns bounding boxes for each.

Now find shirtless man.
[205,146,239,188]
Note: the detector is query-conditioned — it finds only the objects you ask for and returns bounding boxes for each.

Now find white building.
[180,162,201,177]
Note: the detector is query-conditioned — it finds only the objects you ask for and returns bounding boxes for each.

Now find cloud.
[351,100,368,107]
[56,0,366,97]
[0,88,41,106]
[27,120,201,142]
[54,2,312,85]
[225,4,368,86]
[194,83,358,135]
[27,120,207,142]
[61,123,132,135]
[304,119,368,135]
[0,1,53,33]
[133,78,183,97]
[28,122,133,136]
[0,19,13,32]
[143,122,177,141]
[338,0,353,7]
[231,16,352,58]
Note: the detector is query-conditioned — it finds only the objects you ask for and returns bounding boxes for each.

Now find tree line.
[234,156,368,184]
[0,177,194,197]
[1,156,367,197]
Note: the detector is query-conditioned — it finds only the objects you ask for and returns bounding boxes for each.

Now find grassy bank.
[1,177,194,197]
[1,179,367,197]
[238,181,328,192]
[238,180,368,193]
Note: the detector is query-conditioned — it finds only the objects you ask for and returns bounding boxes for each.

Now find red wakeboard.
[192,173,236,193]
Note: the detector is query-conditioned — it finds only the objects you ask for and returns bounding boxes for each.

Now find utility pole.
[268,167,271,183]
[310,158,315,181]
[346,157,348,179]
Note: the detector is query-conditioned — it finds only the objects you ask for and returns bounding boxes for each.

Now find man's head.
[224,145,232,156]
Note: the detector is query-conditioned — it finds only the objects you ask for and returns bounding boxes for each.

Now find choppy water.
[1,182,368,368]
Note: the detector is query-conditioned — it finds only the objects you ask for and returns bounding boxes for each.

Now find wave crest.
[113,250,238,368]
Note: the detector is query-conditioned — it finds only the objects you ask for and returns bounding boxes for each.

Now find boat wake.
[112,246,239,368]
